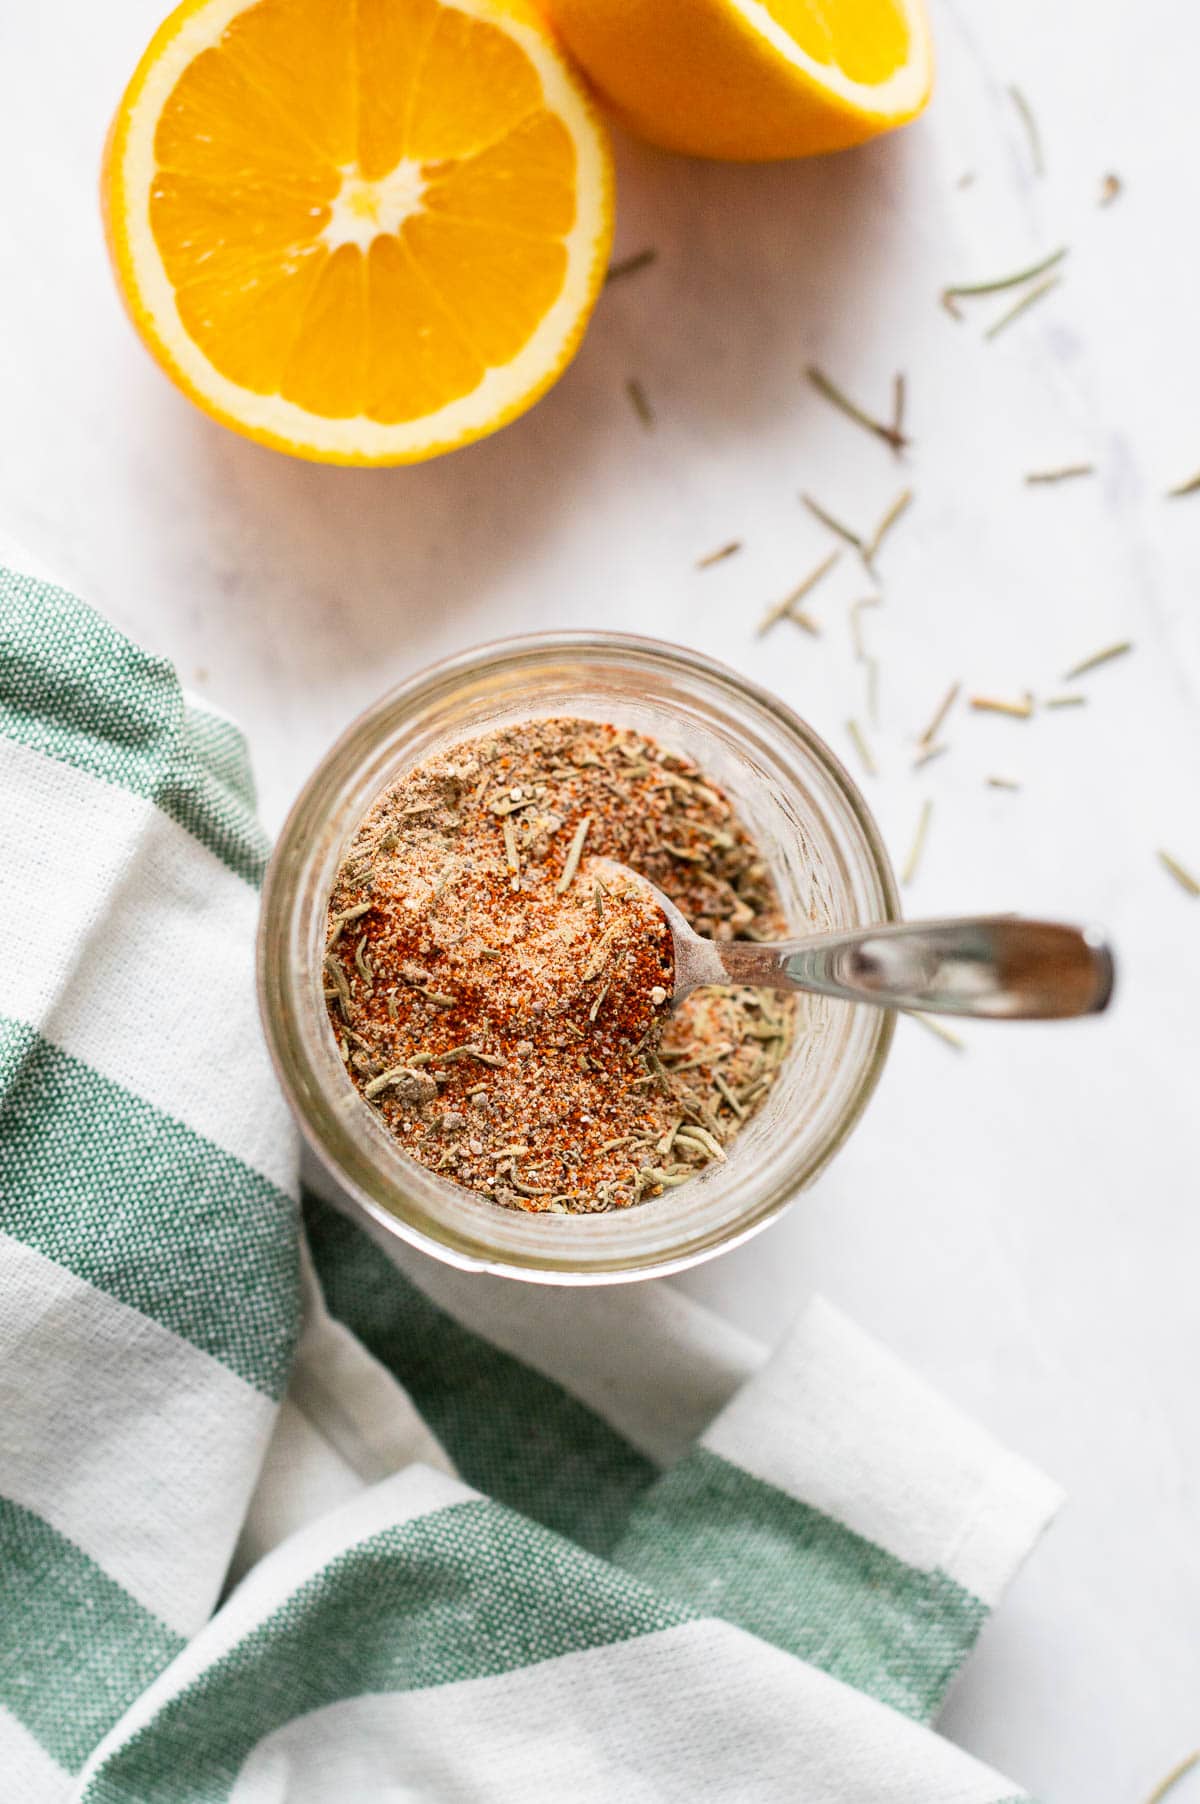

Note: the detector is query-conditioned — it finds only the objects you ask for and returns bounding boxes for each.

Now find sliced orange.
[540,0,933,161]
[103,0,613,463]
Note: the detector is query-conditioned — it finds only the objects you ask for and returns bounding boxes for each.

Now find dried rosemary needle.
[800,493,862,551]
[757,549,840,636]
[696,540,742,569]
[1008,83,1044,176]
[805,364,910,452]
[970,693,1035,719]
[903,1009,965,1051]
[912,743,949,771]
[917,682,960,747]
[1158,850,1200,898]
[1025,463,1095,484]
[1061,640,1132,680]
[892,372,907,444]
[846,718,877,777]
[865,657,880,727]
[985,272,1062,341]
[849,595,881,661]
[901,799,933,885]
[555,814,592,893]
[863,488,913,566]
[941,245,1067,315]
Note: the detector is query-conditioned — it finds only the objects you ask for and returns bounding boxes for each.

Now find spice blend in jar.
[324,718,793,1213]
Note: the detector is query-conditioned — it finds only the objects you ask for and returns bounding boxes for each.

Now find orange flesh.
[149,0,577,421]
[762,0,910,83]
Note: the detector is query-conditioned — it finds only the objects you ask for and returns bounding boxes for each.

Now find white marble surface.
[3,0,1199,1798]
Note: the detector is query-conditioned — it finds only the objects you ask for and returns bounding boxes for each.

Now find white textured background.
[2,2,1199,1798]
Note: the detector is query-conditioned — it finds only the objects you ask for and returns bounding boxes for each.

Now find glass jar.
[258,633,898,1283]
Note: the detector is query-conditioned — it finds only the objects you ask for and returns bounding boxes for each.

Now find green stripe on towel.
[305,1192,658,1555]
[0,567,268,885]
[0,1016,299,1399]
[79,1497,689,1804]
[181,701,259,815]
[615,1445,987,1722]
[0,1498,184,1772]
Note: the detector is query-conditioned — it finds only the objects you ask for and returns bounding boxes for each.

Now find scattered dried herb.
[1166,470,1200,499]
[1158,850,1200,897]
[801,410,909,532]
[555,813,592,893]
[970,694,1035,719]
[901,799,933,885]
[805,364,910,452]
[713,1071,746,1118]
[801,493,862,551]
[904,1009,965,1051]
[1142,1749,1200,1804]
[892,372,907,444]
[865,656,880,727]
[757,548,840,636]
[1008,83,1044,176]
[917,682,960,747]
[696,540,743,569]
[986,776,1021,791]
[942,245,1067,315]
[1025,463,1095,484]
[626,377,654,429]
[1098,172,1123,207]
[912,743,949,771]
[1062,639,1132,679]
[846,717,877,777]
[324,951,351,1020]
[863,487,913,566]
[985,272,1062,340]
[1046,693,1086,709]
[502,815,520,885]
[605,248,657,285]
[849,595,882,661]
[327,900,373,948]
[325,719,794,1213]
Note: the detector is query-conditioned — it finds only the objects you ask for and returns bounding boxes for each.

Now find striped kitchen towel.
[0,553,1061,1803]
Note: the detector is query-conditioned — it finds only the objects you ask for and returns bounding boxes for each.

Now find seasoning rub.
[325,719,795,1215]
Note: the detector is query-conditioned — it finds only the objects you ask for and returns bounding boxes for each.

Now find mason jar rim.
[257,630,899,1283]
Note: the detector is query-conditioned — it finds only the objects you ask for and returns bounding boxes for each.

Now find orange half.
[103,0,614,463]
[541,0,933,161]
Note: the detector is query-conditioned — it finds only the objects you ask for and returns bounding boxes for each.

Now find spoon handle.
[712,916,1115,1020]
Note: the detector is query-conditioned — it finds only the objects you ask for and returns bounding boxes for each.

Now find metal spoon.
[593,861,1115,1021]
